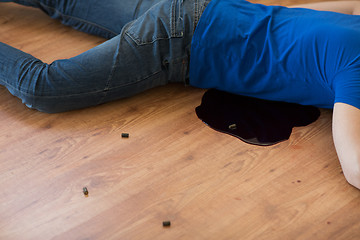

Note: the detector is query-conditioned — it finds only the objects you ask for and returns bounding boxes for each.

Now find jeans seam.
[98,36,122,103]
[171,0,175,37]
[194,0,199,32]
[103,70,163,92]
[125,32,182,46]
[61,15,118,37]
[171,0,184,38]
[0,77,98,98]
[1,70,162,99]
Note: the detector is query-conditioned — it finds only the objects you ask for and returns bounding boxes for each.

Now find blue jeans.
[0,0,210,113]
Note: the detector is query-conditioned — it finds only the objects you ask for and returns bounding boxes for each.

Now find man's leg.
[0,0,204,113]
[1,0,163,38]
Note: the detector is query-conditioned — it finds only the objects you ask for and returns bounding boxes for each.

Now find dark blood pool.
[195,89,320,146]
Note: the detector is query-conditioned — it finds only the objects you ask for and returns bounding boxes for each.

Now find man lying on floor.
[0,0,360,189]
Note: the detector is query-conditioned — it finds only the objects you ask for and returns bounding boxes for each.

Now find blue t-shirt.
[190,0,360,109]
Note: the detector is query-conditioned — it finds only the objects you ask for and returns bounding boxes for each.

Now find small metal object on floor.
[121,133,129,138]
[162,221,171,227]
[228,123,237,130]
[83,187,89,196]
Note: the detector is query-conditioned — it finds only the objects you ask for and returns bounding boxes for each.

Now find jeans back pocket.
[125,0,184,46]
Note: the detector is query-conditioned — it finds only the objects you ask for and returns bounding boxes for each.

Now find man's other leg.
[0,0,195,113]
[0,0,162,38]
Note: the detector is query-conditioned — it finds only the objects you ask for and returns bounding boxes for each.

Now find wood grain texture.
[0,1,359,239]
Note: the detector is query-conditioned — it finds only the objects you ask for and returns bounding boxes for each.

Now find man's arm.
[289,1,360,15]
[291,2,360,189]
[284,1,360,189]
[285,2,360,189]
[333,102,360,189]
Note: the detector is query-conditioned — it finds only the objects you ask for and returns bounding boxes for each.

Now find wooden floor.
[1,1,360,239]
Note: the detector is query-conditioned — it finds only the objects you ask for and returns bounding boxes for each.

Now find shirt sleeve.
[333,67,360,110]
